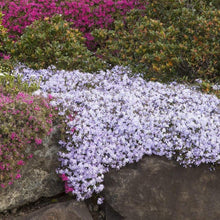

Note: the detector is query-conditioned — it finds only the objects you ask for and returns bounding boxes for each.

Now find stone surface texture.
[14,200,93,220]
[104,155,220,220]
[0,126,64,212]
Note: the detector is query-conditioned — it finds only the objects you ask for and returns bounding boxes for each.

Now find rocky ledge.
[0,126,219,220]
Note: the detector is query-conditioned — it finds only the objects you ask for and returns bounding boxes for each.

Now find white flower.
[97,197,104,205]
[195,79,203,84]
[32,89,42,96]
[0,72,5,76]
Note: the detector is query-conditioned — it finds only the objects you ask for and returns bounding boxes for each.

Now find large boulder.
[0,126,65,212]
[104,155,220,220]
[14,200,93,220]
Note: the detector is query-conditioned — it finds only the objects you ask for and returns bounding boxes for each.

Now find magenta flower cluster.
[1,0,146,40]
[0,89,56,188]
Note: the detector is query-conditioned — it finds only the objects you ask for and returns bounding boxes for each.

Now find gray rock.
[14,200,93,220]
[0,126,64,212]
[104,155,220,220]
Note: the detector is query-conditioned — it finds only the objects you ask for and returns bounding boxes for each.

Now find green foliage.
[92,9,180,81]
[144,0,215,24]
[12,15,107,72]
[0,63,11,75]
[0,12,9,54]
[92,2,220,83]
[0,11,13,60]
[0,59,15,74]
[212,0,220,9]
[144,0,220,82]
[0,71,40,96]
[0,11,16,74]
[199,80,220,98]
[171,7,220,82]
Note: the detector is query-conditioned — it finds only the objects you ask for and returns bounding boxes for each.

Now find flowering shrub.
[148,0,220,82]
[15,65,220,203]
[1,0,147,42]
[12,15,106,71]
[92,9,175,80]
[0,85,59,188]
[92,2,220,82]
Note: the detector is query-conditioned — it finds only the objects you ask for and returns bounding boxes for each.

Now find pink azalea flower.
[11,132,17,140]
[17,160,25,166]
[1,184,5,188]
[35,138,42,145]
[61,174,69,181]
[28,154,33,159]
[48,94,53,100]
[15,174,21,179]
[3,55,10,60]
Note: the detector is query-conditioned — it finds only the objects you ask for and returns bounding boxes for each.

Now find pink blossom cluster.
[1,0,147,41]
[60,173,74,193]
[0,90,55,188]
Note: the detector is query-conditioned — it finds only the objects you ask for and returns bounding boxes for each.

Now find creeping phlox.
[14,65,220,203]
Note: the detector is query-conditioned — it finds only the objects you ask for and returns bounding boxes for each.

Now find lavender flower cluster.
[14,65,220,202]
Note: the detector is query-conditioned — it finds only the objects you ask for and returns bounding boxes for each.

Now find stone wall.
[1,134,220,220]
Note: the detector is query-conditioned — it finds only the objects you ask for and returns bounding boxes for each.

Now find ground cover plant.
[0,0,220,205]
[14,65,220,203]
[0,73,60,188]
